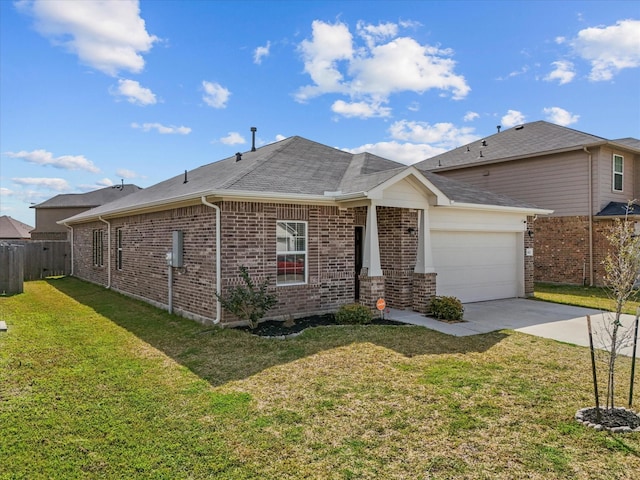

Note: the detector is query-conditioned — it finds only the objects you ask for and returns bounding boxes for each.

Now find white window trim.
[116,228,123,271]
[93,229,104,267]
[613,154,624,192]
[276,220,308,286]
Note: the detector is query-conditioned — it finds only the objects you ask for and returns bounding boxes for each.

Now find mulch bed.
[234,314,404,337]
[576,407,640,433]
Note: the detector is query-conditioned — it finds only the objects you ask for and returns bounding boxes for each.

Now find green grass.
[0,278,639,479]
[534,282,640,314]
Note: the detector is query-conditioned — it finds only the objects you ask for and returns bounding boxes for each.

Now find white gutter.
[201,196,222,324]
[584,146,594,286]
[63,222,74,276]
[98,216,111,289]
[445,201,553,216]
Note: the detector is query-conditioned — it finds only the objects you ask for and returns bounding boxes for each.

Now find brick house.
[417,121,640,286]
[30,184,141,240]
[61,136,549,326]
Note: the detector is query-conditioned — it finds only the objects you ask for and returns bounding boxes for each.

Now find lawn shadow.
[47,277,509,387]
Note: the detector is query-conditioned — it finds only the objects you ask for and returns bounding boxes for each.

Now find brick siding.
[534,215,616,286]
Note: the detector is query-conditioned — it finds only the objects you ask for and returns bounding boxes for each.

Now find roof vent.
[497,125,501,133]
[466,146,470,152]
[235,152,242,162]
[250,127,257,152]
[479,151,484,158]
[481,140,487,147]
[183,170,188,184]
[515,125,524,130]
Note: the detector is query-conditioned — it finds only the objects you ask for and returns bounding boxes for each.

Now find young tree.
[601,202,640,409]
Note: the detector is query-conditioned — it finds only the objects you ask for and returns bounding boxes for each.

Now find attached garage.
[431,230,522,303]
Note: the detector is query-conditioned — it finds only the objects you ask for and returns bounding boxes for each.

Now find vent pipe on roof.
[235,152,242,162]
[250,127,257,152]
[183,170,188,184]
[497,125,501,133]
[482,140,487,147]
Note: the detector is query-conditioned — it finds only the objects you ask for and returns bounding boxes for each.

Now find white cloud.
[5,149,100,173]
[342,141,447,165]
[275,134,287,142]
[356,20,398,49]
[0,187,14,196]
[220,132,245,145]
[254,41,271,64]
[116,168,141,179]
[112,79,157,105]
[78,179,115,191]
[544,60,576,85]
[501,110,526,128]
[202,81,230,108]
[331,100,391,118]
[131,122,191,134]
[295,20,470,118]
[388,120,479,149]
[16,0,158,76]
[571,19,640,81]
[12,177,70,191]
[463,111,479,122]
[543,107,579,126]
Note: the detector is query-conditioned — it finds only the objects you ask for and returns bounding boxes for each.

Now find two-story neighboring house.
[416,121,640,286]
[30,184,142,240]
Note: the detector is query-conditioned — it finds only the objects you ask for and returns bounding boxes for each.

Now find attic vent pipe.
[497,125,501,133]
[250,127,257,152]
[481,140,487,147]
[235,152,242,162]
[183,170,188,183]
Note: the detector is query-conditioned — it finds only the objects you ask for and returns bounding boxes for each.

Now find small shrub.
[428,296,464,321]
[335,303,373,325]
[216,266,277,329]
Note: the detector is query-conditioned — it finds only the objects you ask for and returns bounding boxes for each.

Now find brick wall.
[72,201,357,325]
[534,215,616,286]
[524,216,535,296]
[377,206,418,309]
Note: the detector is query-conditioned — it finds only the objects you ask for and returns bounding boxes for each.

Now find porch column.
[413,208,437,313]
[359,202,385,310]
[414,209,435,274]
[362,203,382,277]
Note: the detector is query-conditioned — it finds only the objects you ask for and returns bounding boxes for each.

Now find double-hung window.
[613,154,624,192]
[92,229,104,267]
[276,221,307,285]
[116,228,123,270]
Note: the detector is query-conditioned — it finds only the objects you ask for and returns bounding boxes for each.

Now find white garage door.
[432,231,519,303]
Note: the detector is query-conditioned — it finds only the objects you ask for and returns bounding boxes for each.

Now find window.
[276,221,307,285]
[116,228,123,270]
[613,154,624,192]
[92,229,104,267]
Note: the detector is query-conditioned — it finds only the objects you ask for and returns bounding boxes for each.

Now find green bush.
[335,303,373,325]
[428,296,464,321]
[216,266,277,329]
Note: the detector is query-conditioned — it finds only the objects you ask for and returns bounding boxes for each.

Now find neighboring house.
[0,215,33,240]
[30,184,142,240]
[417,121,640,286]
[60,136,549,326]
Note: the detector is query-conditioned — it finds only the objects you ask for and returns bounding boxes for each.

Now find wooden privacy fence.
[0,240,70,283]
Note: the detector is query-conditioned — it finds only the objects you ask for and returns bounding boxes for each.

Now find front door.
[354,226,364,300]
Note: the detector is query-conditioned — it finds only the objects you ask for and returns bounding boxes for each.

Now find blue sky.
[1,0,639,226]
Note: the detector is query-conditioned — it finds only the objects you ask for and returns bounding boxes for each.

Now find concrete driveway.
[388,298,639,357]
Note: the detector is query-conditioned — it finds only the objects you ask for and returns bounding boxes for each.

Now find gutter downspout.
[63,222,74,276]
[98,216,112,289]
[584,147,594,286]
[201,196,222,324]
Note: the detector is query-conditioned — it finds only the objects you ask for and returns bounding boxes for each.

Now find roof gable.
[0,215,33,239]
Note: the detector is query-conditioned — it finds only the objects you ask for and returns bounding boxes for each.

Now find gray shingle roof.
[417,121,618,171]
[61,136,544,224]
[612,138,640,150]
[32,184,142,208]
[0,215,33,239]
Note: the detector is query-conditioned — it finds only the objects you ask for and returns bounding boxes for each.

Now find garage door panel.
[432,231,518,303]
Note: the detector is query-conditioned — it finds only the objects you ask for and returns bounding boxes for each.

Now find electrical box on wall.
[526,248,534,257]
[172,231,184,267]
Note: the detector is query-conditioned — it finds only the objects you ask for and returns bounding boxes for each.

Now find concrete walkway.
[388,298,639,357]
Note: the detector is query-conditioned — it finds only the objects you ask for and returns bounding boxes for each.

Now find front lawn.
[1,278,638,479]
[534,282,640,315]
